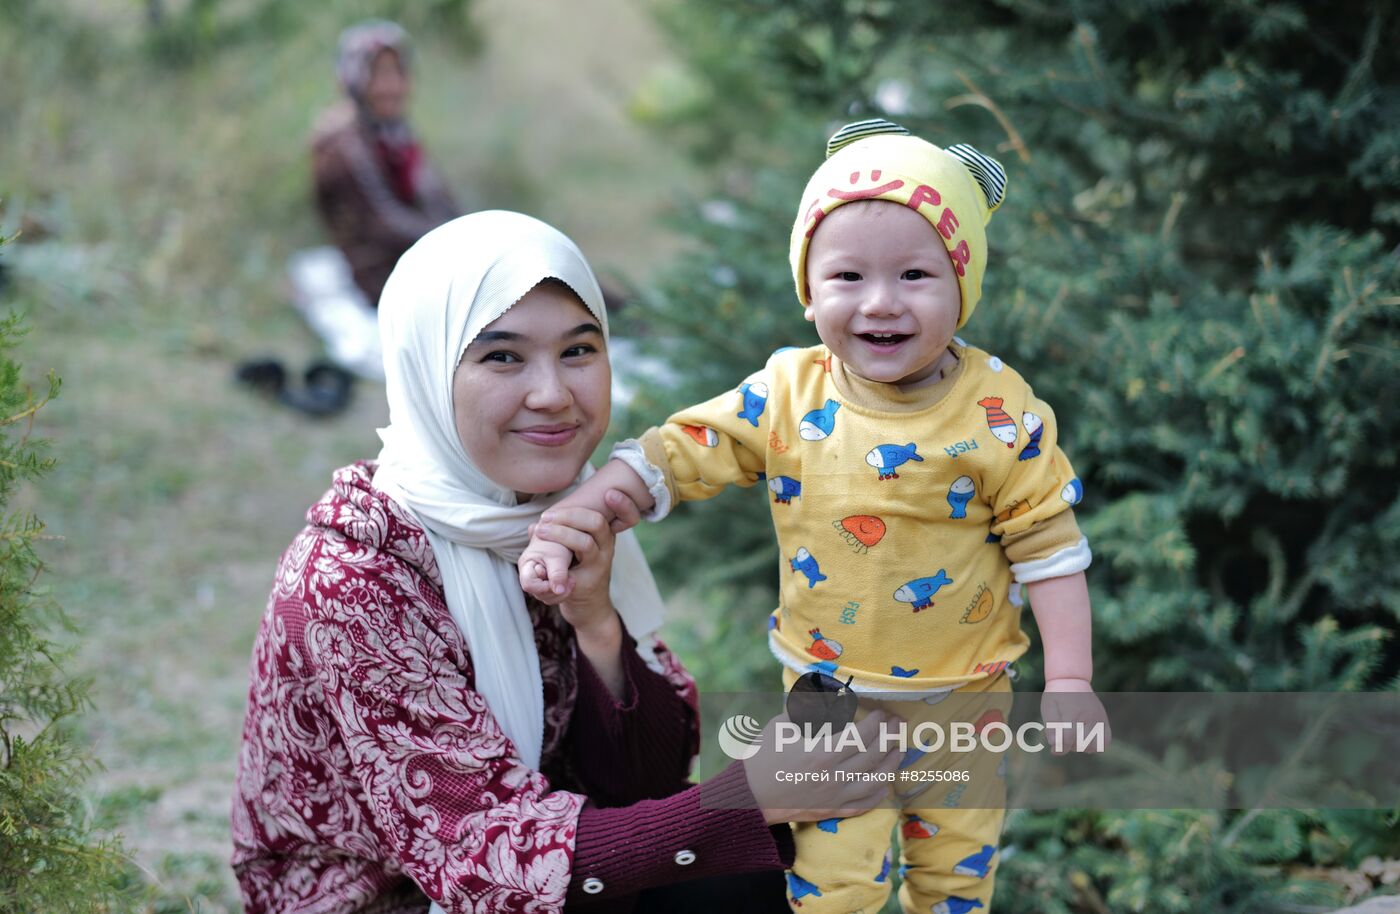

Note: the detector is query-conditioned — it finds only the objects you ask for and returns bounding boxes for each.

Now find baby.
[522,119,1108,914]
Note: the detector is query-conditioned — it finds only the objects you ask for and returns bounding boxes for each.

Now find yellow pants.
[781,669,1011,914]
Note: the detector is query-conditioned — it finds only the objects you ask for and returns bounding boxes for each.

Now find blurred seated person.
[312,20,459,307]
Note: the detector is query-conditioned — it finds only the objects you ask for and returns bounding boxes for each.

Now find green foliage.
[635,0,1400,906]
[138,0,482,67]
[0,236,128,912]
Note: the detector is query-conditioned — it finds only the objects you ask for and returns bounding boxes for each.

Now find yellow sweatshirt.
[633,340,1089,693]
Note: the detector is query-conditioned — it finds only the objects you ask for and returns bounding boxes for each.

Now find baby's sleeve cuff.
[609,437,672,521]
[1009,537,1092,583]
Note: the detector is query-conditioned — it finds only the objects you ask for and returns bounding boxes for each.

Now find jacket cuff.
[1010,536,1092,583]
[567,762,791,904]
[609,433,673,521]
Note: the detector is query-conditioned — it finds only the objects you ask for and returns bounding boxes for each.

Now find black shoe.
[235,358,353,418]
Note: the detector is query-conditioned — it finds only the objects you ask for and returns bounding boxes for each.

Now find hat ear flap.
[826,118,911,158]
[946,144,1007,213]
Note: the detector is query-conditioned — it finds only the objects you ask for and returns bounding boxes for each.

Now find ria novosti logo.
[717,714,764,760]
[718,712,1107,759]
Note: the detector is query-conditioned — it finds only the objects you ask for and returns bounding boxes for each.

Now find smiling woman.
[452,281,611,498]
[230,212,797,914]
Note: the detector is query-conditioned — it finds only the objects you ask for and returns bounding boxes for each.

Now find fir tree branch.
[0,392,52,430]
[945,70,1032,163]
[1312,266,1364,384]
[1221,698,1340,848]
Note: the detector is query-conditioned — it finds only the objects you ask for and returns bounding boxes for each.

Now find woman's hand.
[743,709,905,826]
[520,489,644,602]
[528,502,628,635]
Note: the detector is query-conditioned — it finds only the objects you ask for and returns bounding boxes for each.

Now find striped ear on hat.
[946,143,1007,213]
[826,118,910,158]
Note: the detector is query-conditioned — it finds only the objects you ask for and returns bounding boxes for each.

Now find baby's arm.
[520,460,654,599]
[1026,572,1093,684]
[1027,572,1110,752]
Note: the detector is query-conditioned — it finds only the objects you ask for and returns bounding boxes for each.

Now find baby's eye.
[562,343,598,359]
[482,351,522,364]
[837,271,862,282]
[902,269,926,280]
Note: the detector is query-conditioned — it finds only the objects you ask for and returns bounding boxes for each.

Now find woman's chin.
[499,456,588,497]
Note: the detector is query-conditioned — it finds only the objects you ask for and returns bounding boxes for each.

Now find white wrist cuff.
[1010,537,1092,584]
[609,439,672,521]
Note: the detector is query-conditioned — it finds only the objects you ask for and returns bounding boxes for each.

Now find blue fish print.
[786,873,822,904]
[898,746,927,770]
[789,547,827,588]
[768,475,801,504]
[865,442,922,480]
[894,571,954,612]
[1018,412,1044,461]
[736,381,769,427]
[947,475,975,519]
[798,399,841,441]
[953,845,996,879]
[932,897,985,914]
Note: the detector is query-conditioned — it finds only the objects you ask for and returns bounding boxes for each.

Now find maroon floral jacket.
[231,463,705,913]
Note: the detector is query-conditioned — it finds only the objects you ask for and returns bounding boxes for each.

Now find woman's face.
[452,282,610,497]
[365,47,409,121]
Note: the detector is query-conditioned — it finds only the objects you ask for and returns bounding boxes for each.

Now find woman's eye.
[902,269,926,280]
[482,351,521,364]
[563,344,598,359]
[838,271,862,282]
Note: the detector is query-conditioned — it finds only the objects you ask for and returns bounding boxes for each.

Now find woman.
[231,212,895,913]
[312,20,459,307]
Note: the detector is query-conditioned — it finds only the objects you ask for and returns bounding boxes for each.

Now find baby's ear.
[803,305,816,322]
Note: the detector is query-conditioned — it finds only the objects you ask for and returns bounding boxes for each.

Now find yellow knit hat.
[789,119,1007,328]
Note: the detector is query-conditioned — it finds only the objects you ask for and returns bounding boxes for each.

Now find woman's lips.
[513,424,580,446]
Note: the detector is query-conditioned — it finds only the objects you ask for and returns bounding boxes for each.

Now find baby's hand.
[1041,678,1112,755]
[519,535,576,604]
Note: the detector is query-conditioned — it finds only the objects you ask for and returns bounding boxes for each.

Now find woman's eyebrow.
[472,330,525,344]
[471,323,601,346]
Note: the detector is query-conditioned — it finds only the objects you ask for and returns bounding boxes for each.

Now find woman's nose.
[524,365,573,411]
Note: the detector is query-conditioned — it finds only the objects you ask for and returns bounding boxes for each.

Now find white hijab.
[372,211,667,771]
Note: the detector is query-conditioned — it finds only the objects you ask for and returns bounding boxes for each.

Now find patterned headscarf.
[336,19,413,131]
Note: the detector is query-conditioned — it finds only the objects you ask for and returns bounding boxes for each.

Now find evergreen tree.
[0,233,127,911]
[626,0,1400,905]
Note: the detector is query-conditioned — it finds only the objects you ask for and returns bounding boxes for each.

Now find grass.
[1,1,700,908]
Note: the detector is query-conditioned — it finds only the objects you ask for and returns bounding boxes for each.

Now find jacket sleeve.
[301,551,585,914]
[567,763,796,907]
[566,633,700,807]
[985,390,1091,582]
[564,636,793,907]
[627,367,774,511]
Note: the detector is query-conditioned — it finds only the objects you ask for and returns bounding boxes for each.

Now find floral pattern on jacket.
[232,462,697,914]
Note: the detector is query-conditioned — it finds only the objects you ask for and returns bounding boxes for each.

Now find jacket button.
[582,877,605,894]
[674,849,696,866]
